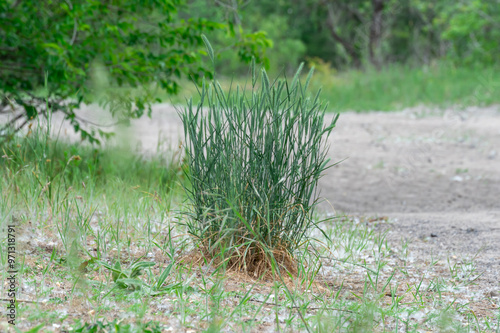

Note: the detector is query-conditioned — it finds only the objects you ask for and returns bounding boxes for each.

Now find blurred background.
[202,0,500,73]
[187,0,500,111]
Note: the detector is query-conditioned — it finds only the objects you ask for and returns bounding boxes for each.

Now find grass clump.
[180,58,338,278]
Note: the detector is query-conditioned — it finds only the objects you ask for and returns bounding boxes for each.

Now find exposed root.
[178,242,299,281]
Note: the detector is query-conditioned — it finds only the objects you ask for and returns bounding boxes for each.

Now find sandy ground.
[320,106,500,293]
[4,103,500,293]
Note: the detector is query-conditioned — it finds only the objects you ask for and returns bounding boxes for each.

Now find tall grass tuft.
[180,58,339,277]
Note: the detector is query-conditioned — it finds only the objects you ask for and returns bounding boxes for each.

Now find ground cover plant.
[1,131,499,332]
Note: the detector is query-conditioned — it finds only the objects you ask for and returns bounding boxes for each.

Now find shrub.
[180,56,338,277]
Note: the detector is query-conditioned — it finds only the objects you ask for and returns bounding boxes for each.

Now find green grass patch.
[170,62,500,112]
[312,62,500,111]
[1,124,183,205]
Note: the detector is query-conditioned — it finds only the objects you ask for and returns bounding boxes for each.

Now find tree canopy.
[0,0,270,142]
[196,0,499,73]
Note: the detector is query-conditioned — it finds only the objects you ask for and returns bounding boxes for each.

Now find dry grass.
[179,242,299,281]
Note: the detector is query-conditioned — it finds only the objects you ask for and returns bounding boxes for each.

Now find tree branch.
[64,0,79,45]
[324,2,361,67]
[368,0,385,70]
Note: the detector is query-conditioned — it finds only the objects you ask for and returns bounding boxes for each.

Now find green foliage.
[236,14,306,76]
[99,260,181,295]
[180,59,338,263]
[310,61,500,111]
[186,1,303,76]
[437,0,500,65]
[186,0,500,72]
[73,319,163,333]
[0,0,271,142]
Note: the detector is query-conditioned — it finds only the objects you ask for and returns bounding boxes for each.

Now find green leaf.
[130,261,155,278]
[291,62,304,90]
[112,261,123,282]
[304,66,315,92]
[42,43,64,54]
[156,263,174,289]
[201,34,215,66]
[116,278,145,290]
[261,68,270,92]
[251,56,257,87]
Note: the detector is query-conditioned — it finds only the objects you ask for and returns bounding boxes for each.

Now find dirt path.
[320,106,500,290]
[6,103,500,291]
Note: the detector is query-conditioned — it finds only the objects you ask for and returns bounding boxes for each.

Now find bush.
[180,56,338,277]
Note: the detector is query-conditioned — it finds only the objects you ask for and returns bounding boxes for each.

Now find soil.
[6,103,500,294]
[319,106,500,293]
